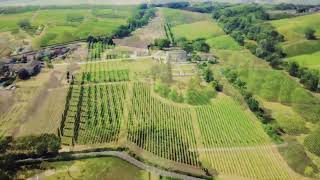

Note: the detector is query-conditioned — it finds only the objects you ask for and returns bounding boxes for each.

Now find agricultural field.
[57,50,300,179]
[285,51,320,70]
[2,2,320,180]
[159,8,211,26]
[0,67,68,137]
[172,20,225,40]
[0,5,134,49]
[271,13,320,57]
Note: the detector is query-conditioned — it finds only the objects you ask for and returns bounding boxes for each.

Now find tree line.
[223,68,283,143]
[113,4,156,38]
[0,134,61,179]
[86,4,155,46]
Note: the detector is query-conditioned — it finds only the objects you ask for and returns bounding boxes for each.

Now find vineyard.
[128,82,199,166]
[196,97,294,179]
[58,39,298,178]
[58,62,296,179]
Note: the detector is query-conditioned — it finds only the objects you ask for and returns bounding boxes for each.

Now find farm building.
[166,50,187,63]
[153,50,166,62]
[153,49,187,64]
[198,53,217,61]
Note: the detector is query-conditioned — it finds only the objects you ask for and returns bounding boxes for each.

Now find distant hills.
[0,0,319,7]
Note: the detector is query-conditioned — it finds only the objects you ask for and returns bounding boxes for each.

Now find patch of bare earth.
[114,10,166,49]
[14,66,69,137]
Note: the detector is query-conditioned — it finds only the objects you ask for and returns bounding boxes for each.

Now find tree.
[193,40,210,52]
[168,89,178,102]
[18,19,31,29]
[246,96,260,112]
[204,68,214,83]
[44,134,61,153]
[288,62,299,77]
[300,70,319,91]
[154,38,170,49]
[35,141,48,155]
[305,28,316,40]
[176,38,193,53]
[0,137,12,154]
[18,68,30,80]
[231,31,245,45]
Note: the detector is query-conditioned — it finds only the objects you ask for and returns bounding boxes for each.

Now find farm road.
[54,56,153,66]
[17,151,205,180]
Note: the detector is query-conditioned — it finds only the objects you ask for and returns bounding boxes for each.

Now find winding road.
[17,151,206,180]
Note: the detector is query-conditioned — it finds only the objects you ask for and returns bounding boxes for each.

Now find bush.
[154,80,170,98]
[305,28,316,40]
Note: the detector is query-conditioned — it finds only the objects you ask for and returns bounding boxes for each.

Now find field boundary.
[16,150,207,180]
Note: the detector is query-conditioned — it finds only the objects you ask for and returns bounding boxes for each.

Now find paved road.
[17,151,205,180]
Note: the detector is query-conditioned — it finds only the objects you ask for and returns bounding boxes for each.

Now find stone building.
[165,50,187,63]
[153,49,187,64]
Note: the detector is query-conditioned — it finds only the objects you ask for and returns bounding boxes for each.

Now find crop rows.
[59,60,294,179]
[196,97,270,148]
[77,83,127,144]
[60,85,82,145]
[127,82,200,166]
[195,97,292,179]
[82,70,129,84]
[88,42,107,61]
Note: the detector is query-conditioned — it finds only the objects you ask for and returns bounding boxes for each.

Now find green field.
[0,6,134,47]
[159,8,210,26]
[172,20,225,40]
[271,13,320,57]
[215,49,320,123]
[17,157,150,180]
[285,51,320,70]
[206,35,243,50]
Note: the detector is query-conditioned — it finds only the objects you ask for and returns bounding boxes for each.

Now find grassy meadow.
[285,51,320,70]
[271,13,320,57]
[159,8,210,26]
[172,20,225,40]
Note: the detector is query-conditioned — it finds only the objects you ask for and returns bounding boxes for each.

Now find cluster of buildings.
[152,48,216,64]
[0,44,78,87]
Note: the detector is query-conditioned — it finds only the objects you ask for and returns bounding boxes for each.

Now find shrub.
[305,28,316,40]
